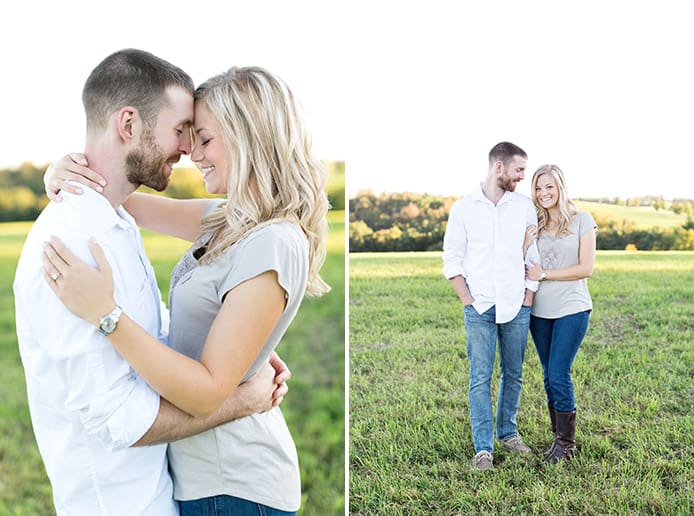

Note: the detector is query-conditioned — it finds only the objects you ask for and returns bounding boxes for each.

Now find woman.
[523,164,597,464]
[42,66,329,515]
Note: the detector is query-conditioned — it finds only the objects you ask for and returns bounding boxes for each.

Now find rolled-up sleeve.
[442,200,468,279]
[78,374,160,451]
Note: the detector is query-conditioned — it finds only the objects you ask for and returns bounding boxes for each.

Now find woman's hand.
[44,153,107,202]
[525,259,544,281]
[42,236,116,326]
[523,224,538,257]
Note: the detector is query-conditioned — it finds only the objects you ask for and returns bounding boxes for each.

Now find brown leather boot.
[543,402,557,457]
[545,410,576,464]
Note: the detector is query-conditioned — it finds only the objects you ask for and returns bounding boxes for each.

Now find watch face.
[101,318,116,334]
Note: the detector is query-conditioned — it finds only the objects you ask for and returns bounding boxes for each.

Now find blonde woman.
[42,66,329,515]
[523,164,597,464]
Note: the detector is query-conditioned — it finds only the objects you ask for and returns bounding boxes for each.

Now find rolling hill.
[574,200,688,229]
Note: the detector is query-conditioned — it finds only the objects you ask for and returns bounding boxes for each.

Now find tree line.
[349,191,694,252]
[0,160,344,222]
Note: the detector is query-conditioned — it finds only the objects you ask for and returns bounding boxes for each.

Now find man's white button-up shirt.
[13,187,177,515]
[443,183,540,324]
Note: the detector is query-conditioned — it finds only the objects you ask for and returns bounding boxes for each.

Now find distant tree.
[0,161,48,196]
[375,226,403,248]
[0,186,44,221]
[673,228,694,250]
[349,220,373,251]
[397,202,421,221]
[671,200,694,216]
[324,160,345,211]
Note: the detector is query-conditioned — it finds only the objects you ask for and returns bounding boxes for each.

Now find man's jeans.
[529,311,590,413]
[464,305,531,453]
[179,495,296,516]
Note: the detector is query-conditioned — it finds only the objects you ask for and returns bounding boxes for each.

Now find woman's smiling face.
[535,173,558,210]
[191,102,230,195]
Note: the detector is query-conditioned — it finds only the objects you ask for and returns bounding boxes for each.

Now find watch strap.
[98,305,123,335]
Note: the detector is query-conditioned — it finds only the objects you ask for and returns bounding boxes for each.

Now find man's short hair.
[488,142,527,167]
[82,48,194,132]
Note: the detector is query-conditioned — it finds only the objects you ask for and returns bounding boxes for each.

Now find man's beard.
[497,173,517,192]
[125,129,177,192]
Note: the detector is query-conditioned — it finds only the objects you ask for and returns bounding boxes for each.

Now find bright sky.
[1,0,349,170]
[3,2,693,201]
[345,1,694,201]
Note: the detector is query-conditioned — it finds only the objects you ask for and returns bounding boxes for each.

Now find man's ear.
[494,160,504,176]
[115,107,140,143]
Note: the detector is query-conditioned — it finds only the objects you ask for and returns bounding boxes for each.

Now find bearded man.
[442,141,540,471]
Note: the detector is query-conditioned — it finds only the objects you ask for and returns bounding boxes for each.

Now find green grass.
[350,251,693,515]
[574,200,688,229]
[0,213,345,516]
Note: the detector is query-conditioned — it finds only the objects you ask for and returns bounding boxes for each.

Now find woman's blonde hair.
[531,164,577,237]
[195,66,330,296]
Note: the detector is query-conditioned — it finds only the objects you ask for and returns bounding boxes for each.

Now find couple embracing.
[14,48,329,515]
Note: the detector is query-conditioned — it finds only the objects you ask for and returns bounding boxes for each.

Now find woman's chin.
[203,181,221,196]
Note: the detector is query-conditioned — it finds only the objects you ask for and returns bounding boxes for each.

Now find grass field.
[350,251,693,515]
[574,200,688,229]
[0,211,345,516]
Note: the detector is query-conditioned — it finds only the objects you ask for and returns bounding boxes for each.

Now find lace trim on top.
[170,233,212,293]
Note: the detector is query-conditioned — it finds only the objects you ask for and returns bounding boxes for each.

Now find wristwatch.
[98,305,123,335]
[540,270,547,281]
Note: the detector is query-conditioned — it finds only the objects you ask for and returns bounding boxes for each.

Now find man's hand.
[230,352,291,418]
[230,362,277,417]
[459,293,475,306]
[450,275,474,306]
[269,351,291,407]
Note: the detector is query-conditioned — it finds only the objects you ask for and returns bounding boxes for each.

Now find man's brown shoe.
[500,435,532,454]
[472,450,493,470]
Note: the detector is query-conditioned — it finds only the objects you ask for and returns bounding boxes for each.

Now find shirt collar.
[470,182,516,206]
[62,181,135,232]
[469,183,488,202]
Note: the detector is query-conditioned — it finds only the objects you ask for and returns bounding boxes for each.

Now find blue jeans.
[529,311,590,412]
[178,495,296,516]
[463,305,531,453]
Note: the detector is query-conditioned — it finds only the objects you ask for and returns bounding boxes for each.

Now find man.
[13,49,288,515]
[442,141,540,470]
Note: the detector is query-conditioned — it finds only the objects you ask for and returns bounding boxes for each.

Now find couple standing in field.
[14,48,330,515]
[443,141,598,470]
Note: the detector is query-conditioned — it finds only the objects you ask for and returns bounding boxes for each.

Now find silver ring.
[52,272,61,281]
